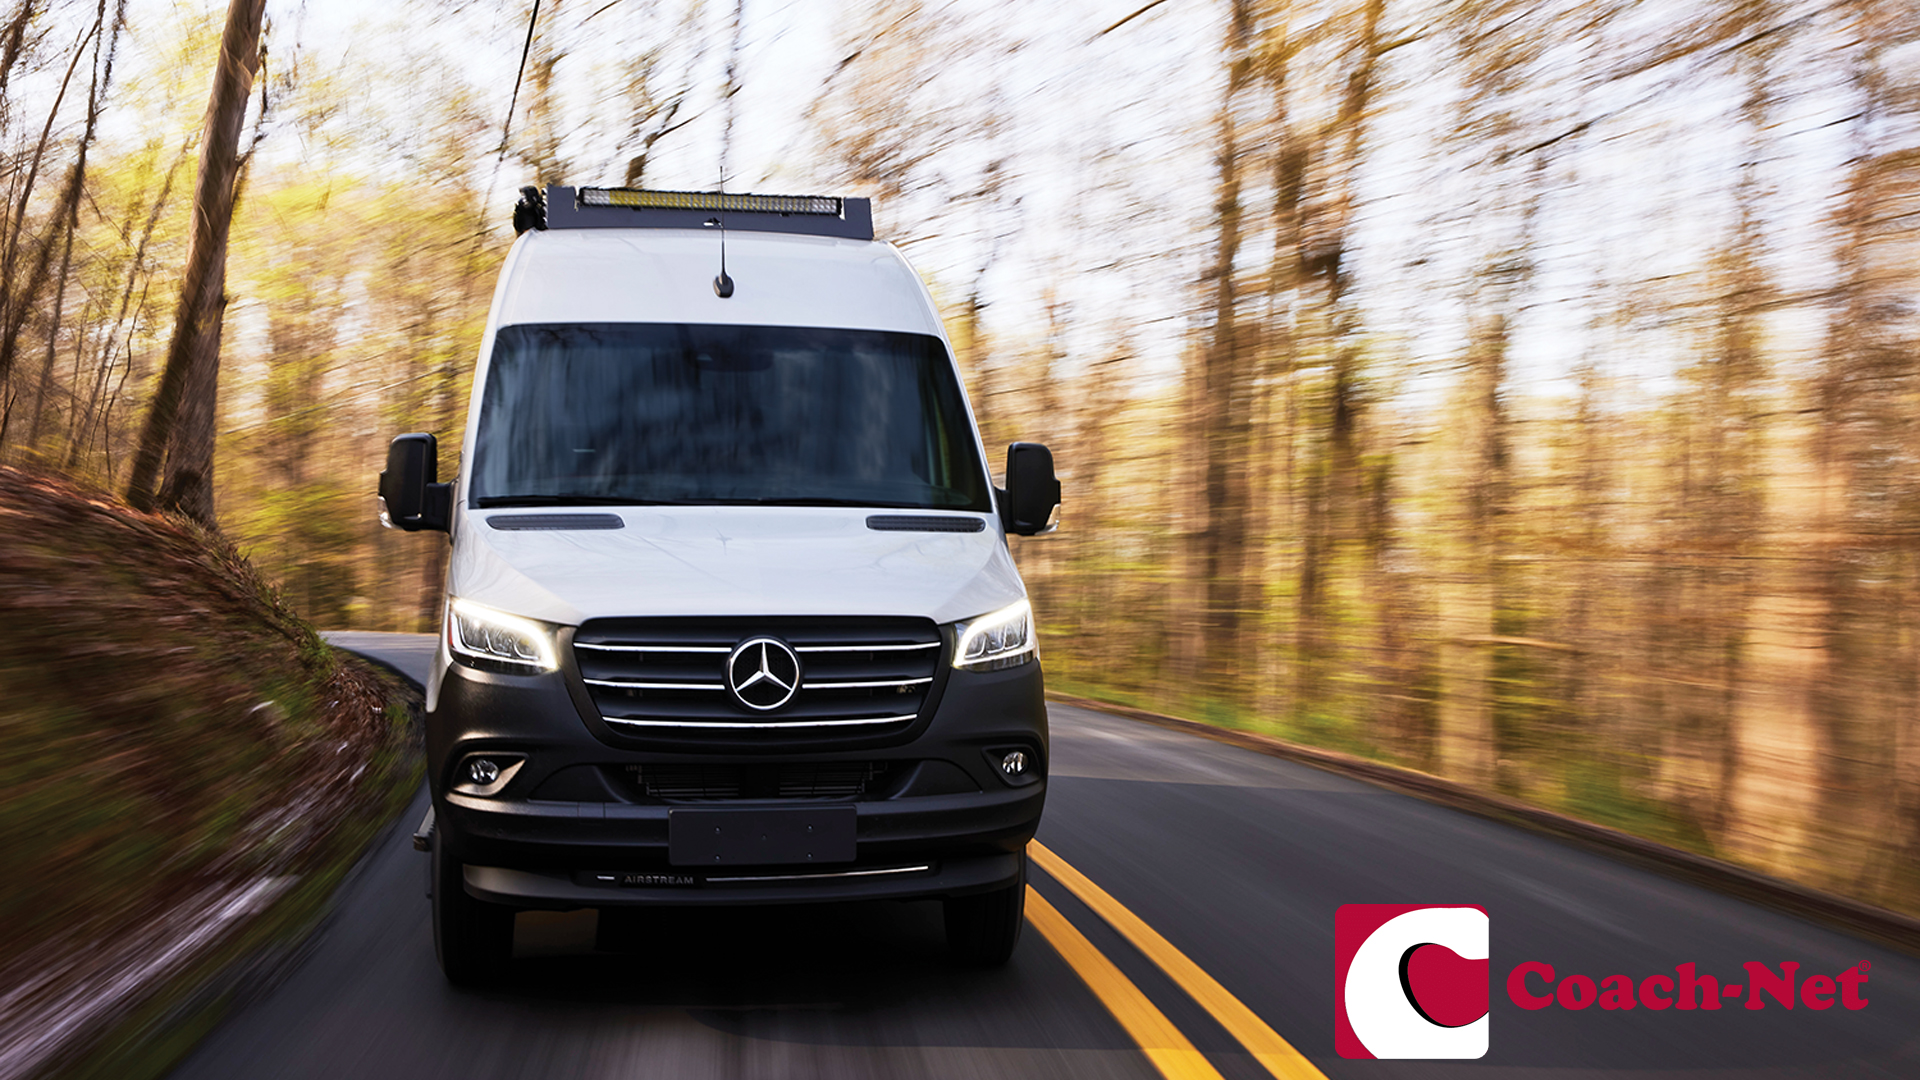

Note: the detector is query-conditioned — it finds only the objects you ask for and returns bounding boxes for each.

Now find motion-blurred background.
[1,0,1916,921]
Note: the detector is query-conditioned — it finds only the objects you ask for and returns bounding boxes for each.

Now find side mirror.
[1000,442,1060,536]
[379,432,453,533]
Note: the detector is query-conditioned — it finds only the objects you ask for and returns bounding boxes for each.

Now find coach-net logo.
[1336,904,1489,1059]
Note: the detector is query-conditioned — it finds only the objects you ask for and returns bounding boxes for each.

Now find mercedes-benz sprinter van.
[378,187,1059,984]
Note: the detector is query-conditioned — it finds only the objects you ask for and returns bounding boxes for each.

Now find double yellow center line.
[1025,840,1328,1080]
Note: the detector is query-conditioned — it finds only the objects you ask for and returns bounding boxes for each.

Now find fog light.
[1001,750,1029,776]
[468,758,500,785]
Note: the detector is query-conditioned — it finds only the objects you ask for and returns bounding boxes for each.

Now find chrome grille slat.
[584,679,726,690]
[575,642,732,654]
[794,642,940,653]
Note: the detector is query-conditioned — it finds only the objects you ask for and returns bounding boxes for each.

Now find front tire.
[944,851,1026,966]
[432,837,514,985]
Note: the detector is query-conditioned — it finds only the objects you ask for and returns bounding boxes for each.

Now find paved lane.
[166,634,1920,1079]
[1040,707,1920,1076]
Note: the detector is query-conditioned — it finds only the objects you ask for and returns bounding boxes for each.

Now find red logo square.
[1336,904,1489,1059]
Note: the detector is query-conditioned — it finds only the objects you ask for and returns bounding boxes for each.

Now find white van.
[379,187,1059,984]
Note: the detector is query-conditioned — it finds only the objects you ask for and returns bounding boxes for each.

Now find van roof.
[493,227,946,337]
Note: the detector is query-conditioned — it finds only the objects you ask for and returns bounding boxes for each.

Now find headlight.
[446,598,559,673]
[953,598,1036,671]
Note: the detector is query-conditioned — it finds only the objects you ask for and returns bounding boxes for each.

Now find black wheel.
[432,837,514,985]
[944,851,1026,967]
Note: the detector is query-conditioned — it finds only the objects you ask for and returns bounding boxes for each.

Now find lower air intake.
[626,761,895,800]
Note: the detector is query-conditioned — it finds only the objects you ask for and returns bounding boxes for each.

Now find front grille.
[574,616,942,733]
[625,761,894,800]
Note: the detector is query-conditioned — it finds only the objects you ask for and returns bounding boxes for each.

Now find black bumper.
[425,641,1048,908]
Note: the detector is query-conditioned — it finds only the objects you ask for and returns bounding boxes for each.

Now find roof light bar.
[579,188,842,216]
[540,186,874,240]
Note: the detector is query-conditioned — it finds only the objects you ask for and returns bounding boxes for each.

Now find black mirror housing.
[1001,442,1060,536]
[379,432,453,533]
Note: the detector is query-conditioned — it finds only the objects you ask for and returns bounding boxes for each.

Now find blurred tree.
[1428,0,1555,786]
[1184,0,1258,699]
[0,3,110,424]
[65,140,189,474]
[25,0,128,454]
[617,0,706,187]
[809,0,1008,236]
[1292,0,1392,716]
[1671,0,1787,852]
[0,2,37,95]
[517,0,571,186]
[124,0,266,523]
[1752,0,1920,893]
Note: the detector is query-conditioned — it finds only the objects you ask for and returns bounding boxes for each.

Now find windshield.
[468,323,992,511]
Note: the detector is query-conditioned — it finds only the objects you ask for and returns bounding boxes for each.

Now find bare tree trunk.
[1189,0,1258,700]
[1293,0,1387,717]
[0,1,42,246]
[618,0,701,188]
[70,141,186,468]
[1338,0,1391,727]
[1255,20,1306,717]
[1725,464,1831,873]
[1694,3,1783,844]
[0,2,37,95]
[26,0,119,452]
[1436,313,1507,786]
[26,214,75,449]
[1728,0,1920,886]
[1428,0,1555,785]
[125,0,265,522]
[0,12,102,399]
[519,0,569,186]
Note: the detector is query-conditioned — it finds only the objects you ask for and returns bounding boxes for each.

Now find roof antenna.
[708,216,734,298]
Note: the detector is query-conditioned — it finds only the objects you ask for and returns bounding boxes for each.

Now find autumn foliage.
[0,0,1915,921]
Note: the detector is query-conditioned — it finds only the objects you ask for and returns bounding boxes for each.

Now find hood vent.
[865,515,985,533]
[487,513,625,531]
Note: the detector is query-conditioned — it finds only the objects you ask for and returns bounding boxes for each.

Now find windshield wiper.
[473,494,681,508]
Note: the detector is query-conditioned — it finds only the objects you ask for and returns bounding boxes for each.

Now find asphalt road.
[167,631,1920,1079]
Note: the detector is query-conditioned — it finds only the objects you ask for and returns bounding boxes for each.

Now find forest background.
[1,0,1916,917]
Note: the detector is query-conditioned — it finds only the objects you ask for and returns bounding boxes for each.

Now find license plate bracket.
[667,806,856,866]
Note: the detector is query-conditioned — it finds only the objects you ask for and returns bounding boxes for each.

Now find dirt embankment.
[0,466,420,1080]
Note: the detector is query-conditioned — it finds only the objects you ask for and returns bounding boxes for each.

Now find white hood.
[447,506,1024,627]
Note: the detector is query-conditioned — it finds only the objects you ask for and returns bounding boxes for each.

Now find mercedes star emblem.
[726,636,802,711]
